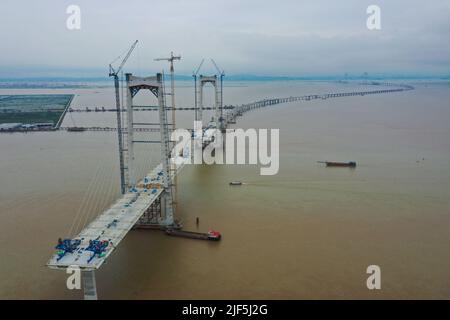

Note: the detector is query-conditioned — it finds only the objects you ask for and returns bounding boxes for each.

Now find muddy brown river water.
[1,81,450,299]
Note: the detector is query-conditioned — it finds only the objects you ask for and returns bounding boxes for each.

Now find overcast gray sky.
[1,0,449,77]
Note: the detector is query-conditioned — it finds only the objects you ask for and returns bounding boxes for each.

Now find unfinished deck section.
[47,152,190,271]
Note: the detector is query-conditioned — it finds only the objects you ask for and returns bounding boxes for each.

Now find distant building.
[0,122,54,132]
[20,124,37,130]
[34,122,54,130]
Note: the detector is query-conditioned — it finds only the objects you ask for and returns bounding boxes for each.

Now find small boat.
[318,161,357,168]
[229,181,242,186]
[207,230,222,241]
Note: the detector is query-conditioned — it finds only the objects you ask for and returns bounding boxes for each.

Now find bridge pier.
[83,270,98,300]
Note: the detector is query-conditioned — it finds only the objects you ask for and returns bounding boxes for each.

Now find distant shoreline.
[0,76,449,89]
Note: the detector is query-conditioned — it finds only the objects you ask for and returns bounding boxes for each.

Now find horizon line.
[1,74,450,81]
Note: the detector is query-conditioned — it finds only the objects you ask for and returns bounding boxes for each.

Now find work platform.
[47,152,190,271]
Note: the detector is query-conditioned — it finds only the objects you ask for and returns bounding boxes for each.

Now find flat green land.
[0,94,74,126]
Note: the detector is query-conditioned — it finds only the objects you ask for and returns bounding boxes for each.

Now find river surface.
[1,80,450,299]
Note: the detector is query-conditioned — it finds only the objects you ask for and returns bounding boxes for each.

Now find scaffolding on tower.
[154,52,181,214]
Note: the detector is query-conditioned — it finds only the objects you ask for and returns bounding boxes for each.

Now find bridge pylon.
[125,73,175,227]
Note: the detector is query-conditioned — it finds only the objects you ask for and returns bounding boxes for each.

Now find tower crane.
[154,52,181,214]
[154,53,181,114]
[109,40,139,195]
[211,59,225,129]
[192,59,205,121]
[154,51,181,129]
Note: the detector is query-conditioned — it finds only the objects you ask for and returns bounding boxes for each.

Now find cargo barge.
[67,126,86,132]
[318,161,357,167]
[165,229,221,241]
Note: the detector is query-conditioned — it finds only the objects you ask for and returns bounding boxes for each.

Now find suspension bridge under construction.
[45,43,415,300]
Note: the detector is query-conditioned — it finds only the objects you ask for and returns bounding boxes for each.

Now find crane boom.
[194,59,205,76]
[210,58,224,75]
[109,40,139,76]
[154,53,181,62]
